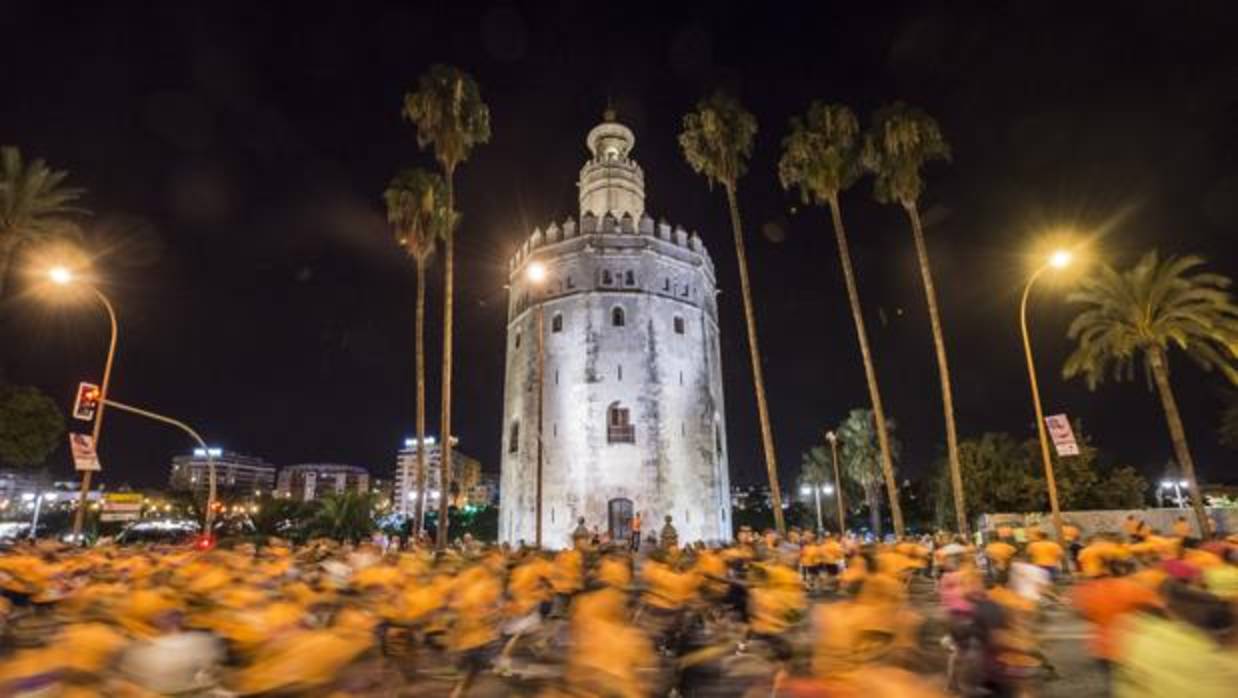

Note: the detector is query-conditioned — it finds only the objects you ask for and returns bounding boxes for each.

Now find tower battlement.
[507,213,714,276]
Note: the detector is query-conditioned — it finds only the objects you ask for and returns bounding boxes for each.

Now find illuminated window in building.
[611,307,625,327]
[607,403,634,443]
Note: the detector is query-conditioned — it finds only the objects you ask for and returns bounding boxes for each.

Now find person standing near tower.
[660,515,679,550]
[631,512,643,551]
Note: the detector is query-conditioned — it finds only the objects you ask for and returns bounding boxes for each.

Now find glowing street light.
[48,265,74,285]
[1020,246,1080,542]
[526,261,547,283]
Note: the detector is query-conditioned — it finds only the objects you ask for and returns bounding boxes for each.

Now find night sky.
[3,2,1237,490]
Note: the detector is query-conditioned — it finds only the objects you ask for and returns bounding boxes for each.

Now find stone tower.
[499,111,731,548]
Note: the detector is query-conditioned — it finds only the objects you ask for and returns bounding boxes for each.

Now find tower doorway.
[608,498,633,541]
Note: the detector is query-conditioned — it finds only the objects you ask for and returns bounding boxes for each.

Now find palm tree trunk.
[904,203,961,538]
[437,171,456,549]
[0,236,16,302]
[827,196,905,538]
[724,182,785,535]
[866,482,882,538]
[1149,347,1210,535]
[415,260,429,538]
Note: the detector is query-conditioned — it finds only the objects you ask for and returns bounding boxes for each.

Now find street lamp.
[825,430,845,534]
[1159,479,1188,508]
[526,261,547,547]
[47,266,119,540]
[1020,247,1076,542]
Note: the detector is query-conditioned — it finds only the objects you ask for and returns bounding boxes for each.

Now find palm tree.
[799,446,835,532]
[679,91,786,534]
[778,102,910,537]
[861,103,956,538]
[402,66,491,548]
[312,491,379,543]
[1063,252,1238,534]
[837,408,900,536]
[384,168,449,536]
[0,146,86,300]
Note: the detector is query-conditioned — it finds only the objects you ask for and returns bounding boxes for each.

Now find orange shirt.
[1027,540,1064,568]
[985,541,1016,569]
[1072,577,1160,659]
[1172,520,1191,538]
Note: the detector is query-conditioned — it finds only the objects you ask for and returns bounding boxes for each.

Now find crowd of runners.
[0,516,1235,696]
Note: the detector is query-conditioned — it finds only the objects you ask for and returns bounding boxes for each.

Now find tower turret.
[578,109,645,220]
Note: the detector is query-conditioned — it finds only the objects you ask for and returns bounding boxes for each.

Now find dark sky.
[3,1,1238,490]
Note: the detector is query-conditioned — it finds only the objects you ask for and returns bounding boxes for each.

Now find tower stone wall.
[499,113,731,548]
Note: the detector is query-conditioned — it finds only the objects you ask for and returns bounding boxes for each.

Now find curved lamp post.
[48,267,118,539]
[1020,249,1073,542]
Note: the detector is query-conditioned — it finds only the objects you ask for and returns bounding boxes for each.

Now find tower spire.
[579,110,645,219]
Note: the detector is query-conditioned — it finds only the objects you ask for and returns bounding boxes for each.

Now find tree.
[0,147,86,300]
[680,91,786,534]
[1064,251,1238,533]
[837,408,899,536]
[311,491,378,543]
[1089,466,1147,510]
[384,168,449,536]
[862,103,959,539]
[0,384,65,468]
[402,65,491,548]
[935,433,1041,526]
[779,102,907,536]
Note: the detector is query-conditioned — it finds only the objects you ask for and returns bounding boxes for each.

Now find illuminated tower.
[499,110,731,547]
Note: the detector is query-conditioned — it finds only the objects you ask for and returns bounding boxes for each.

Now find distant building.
[277,463,370,502]
[0,469,49,504]
[394,437,484,514]
[730,484,774,511]
[468,472,500,508]
[169,448,276,496]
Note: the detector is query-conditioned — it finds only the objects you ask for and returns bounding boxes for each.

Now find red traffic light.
[72,382,101,422]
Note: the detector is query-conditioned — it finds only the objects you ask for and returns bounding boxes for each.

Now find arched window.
[514,332,522,349]
[607,403,634,443]
[673,316,685,334]
[508,421,520,454]
[611,306,625,327]
[551,313,563,333]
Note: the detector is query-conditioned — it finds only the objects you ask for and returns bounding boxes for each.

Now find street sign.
[72,382,101,421]
[69,433,101,471]
[1044,414,1080,456]
[101,493,141,522]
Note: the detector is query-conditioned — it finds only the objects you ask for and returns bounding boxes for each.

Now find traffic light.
[72,382,101,421]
